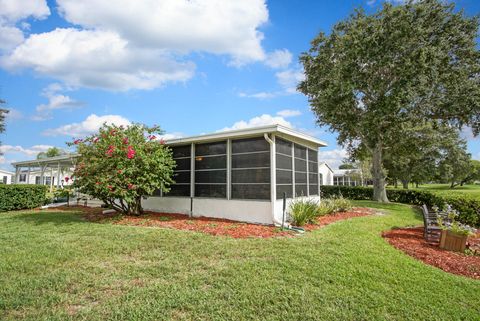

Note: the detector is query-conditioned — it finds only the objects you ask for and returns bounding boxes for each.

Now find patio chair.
[421,204,443,244]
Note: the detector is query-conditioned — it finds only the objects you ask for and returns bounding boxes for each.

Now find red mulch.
[54,205,374,239]
[304,207,376,231]
[383,227,480,279]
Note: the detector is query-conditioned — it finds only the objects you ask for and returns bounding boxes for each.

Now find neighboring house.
[333,168,368,186]
[12,154,77,190]
[0,169,14,184]
[11,125,327,225]
[318,162,334,186]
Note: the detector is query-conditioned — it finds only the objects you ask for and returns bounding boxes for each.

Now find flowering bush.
[68,123,175,215]
[434,204,477,236]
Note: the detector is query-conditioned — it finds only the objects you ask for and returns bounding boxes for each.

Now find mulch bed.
[304,207,376,231]
[383,227,480,279]
[53,205,374,239]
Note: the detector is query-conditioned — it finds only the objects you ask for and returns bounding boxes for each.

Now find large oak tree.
[299,0,480,202]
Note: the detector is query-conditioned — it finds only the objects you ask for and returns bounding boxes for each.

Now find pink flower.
[127,146,136,159]
[73,139,82,145]
[106,145,115,156]
[93,137,100,143]
[122,137,129,145]
[128,183,135,190]
[65,176,69,182]
[148,135,156,141]
[159,139,165,145]
[96,182,101,185]
[117,169,123,174]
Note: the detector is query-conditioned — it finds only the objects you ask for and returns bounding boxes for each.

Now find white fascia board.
[11,153,80,166]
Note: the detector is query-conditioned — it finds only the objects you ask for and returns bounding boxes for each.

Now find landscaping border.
[320,186,480,227]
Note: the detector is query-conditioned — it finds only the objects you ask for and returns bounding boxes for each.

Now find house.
[318,162,334,185]
[0,169,14,184]
[12,125,327,225]
[333,168,368,186]
[12,154,77,190]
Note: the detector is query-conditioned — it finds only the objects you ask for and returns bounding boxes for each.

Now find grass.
[0,202,479,320]
[411,184,480,199]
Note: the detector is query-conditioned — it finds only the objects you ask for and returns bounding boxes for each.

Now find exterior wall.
[273,195,321,224]
[318,164,333,185]
[142,196,273,225]
[0,170,13,184]
[15,169,74,186]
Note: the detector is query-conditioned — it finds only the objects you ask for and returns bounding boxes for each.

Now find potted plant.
[435,205,476,252]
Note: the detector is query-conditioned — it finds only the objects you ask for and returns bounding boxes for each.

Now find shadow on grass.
[5,210,87,226]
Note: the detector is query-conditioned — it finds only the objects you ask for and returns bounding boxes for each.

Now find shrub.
[320,185,480,227]
[0,184,48,212]
[289,198,319,226]
[318,196,353,216]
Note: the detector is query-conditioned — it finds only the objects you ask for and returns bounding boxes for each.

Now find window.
[165,145,191,197]
[19,174,26,182]
[35,176,40,185]
[195,141,226,198]
[2,176,7,184]
[231,137,270,200]
[276,138,292,199]
[308,149,319,195]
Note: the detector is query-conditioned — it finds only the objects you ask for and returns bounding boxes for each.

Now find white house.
[333,168,365,186]
[318,162,334,185]
[11,125,327,225]
[0,169,14,184]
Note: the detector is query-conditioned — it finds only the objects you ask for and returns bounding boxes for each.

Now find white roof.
[167,125,327,147]
[12,153,79,167]
[333,169,361,175]
[0,169,14,175]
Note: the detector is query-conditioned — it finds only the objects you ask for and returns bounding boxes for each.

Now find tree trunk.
[372,142,389,202]
[394,180,398,188]
[130,196,144,216]
[401,180,409,189]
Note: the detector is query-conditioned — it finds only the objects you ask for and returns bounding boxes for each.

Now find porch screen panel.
[294,144,308,196]
[165,144,191,197]
[276,138,293,199]
[231,137,270,200]
[308,149,319,195]
[195,141,226,198]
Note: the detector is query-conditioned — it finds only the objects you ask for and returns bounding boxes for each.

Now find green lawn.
[411,184,480,199]
[0,202,479,320]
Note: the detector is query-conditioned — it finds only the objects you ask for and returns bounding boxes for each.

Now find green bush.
[0,184,48,212]
[320,185,480,227]
[289,198,319,226]
[318,196,353,216]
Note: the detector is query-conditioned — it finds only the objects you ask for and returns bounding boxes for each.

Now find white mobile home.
[11,125,327,225]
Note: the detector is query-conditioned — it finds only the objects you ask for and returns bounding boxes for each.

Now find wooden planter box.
[439,230,468,252]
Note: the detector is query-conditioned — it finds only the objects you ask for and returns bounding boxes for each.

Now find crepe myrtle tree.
[299,0,480,202]
[68,123,176,215]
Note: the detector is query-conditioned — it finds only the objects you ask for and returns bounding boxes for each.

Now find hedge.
[320,185,480,228]
[0,184,48,212]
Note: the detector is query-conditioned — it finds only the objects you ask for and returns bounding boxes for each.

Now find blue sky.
[0,0,479,171]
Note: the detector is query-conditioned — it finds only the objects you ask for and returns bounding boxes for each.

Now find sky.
[0,0,479,172]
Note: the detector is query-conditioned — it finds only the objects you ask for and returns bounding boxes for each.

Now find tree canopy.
[299,0,480,201]
[36,147,67,159]
[69,123,176,215]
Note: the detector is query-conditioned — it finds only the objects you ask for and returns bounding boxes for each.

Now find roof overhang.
[166,125,327,148]
[12,153,80,167]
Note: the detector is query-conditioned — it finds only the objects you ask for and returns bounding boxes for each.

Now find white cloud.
[2,28,196,91]
[0,25,24,51]
[275,68,304,94]
[159,132,184,141]
[43,114,131,137]
[33,83,83,120]
[0,0,50,22]
[238,91,275,99]
[239,67,305,99]
[218,114,292,132]
[56,0,268,65]
[265,49,292,69]
[0,0,279,90]
[0,144,53,157]
[4,108,23,121]
[318,148,349,170]
[277,109,301,118]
